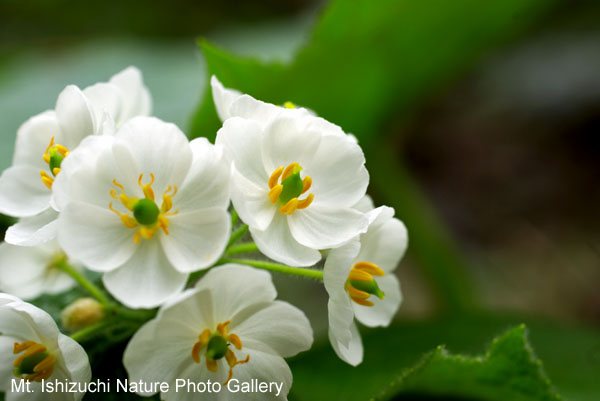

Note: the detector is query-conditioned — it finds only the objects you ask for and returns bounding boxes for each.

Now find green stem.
[226,242,259,255]
[231,209,238,226]
[69,319,115,343]
[220,258,323,280]
[227,224,249,248]
[55,260,111,306]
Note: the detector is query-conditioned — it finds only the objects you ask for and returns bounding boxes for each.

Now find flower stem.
[227,224,249,248]
[231,209,238,226]
[69,319,115,343]
[219,258,323,280]
[55,260,111,306]
[225,242,259,255]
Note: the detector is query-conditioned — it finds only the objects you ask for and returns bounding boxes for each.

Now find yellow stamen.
[283,101,296,109]
[268,185,283,203]
[279,198,298,215]
[281,162,299,181]
[40,171,54,189]
[228,334,242,350]
[297,193,314,209]
[268,167,284,189]
[224,349,250,385]
[347,269,373,282]
[354,261,385,276]
[192,329,211,363]
[13,341,55,382]
[347,286,371,300]
[301,176,312,194]
[350,296,374,307]
[138,173,155,201]
[206,359,218,372]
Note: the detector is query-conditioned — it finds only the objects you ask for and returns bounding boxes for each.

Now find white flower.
[123,264,313,401]
[54,116,231,308]
[0,294,91,401]
[0,240,82,300]
[213,77,369,267]
[324,206,407,366]
[0,67,152,246]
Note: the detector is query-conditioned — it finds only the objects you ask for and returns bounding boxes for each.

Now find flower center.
[40,136,70,190]
[345,261,386,307]
[268,162,314,215]
[191,320,249,385]
[108,173,179,243]
[13,341,56,382]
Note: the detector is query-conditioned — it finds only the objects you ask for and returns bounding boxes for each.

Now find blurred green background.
[1,0,599,400]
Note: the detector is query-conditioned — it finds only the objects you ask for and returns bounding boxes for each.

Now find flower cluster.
[0,69,407,400]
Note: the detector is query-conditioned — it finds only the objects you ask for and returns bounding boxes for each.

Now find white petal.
[58,201,136,272]
[176,138,230,212]
[160,208,230,273]
[329,320,363,366]
[12,111,61,168]
[353,194,375,213]
[288,204,368,249]
[216,116,269,185]
[353,274,402,328]
[230,167,275,231]
[260,115,322,174]
[114,116,192,192]
[109,66,152,120]
[194,264,276,321]
[323,240,360,302]
[233,300,312,358]
[82,82,122,126]
[0,335,17,391]
[157,287,215,335]
[57,333,92,387]
[304,133,368,208]
[224,349,293,401]
[211,75,242,121]
[0,242,50,300]
[1,298,60,340]
[4,209,58,246]
[102,239,187,308]
[0,165,51,217]
[55,85,96,145]
[250,213,321,267]
[357,207,408,272]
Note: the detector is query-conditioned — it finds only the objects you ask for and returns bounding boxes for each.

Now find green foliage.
[289,315,600,401]
[379,325,559,401]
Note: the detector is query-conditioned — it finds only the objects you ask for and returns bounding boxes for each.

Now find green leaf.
[288,315,600,401]
[378,325,559,401]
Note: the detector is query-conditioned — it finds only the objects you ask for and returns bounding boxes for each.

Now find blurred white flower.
[0,293,91,401]
[54,116,231,308]
[0,240,82,300]
[124,264,312,401]
[324,206,407,366]
[0,67,152,246]
[213,77,369,267]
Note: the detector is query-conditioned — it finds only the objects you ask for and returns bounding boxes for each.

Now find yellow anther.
[354,261,385,276]
[138,173,155,201]
[43,154,50,164]
[13,341,55,382]
[33,355,55,372]
[301,176,312,194]
[55,145,69,158]
[279,198,298,215]
[161,185,178,213]
[283,101,296,109]
[268,185,283,203]
[281,162,299,181]
[192,329,211,363]
[44,137,55,155]
[224,349,250,385]
[206,359,218,372]
[52,167,61,176]
[13,341,36,354]
[228,334,242,350]
[350,296,374,307]
[347,269,373,282]
[109,203,139,228]
[40,171,54,189]
[139,227,155,239]
[347,286,371,300]
[217,321,231,337]
[297,193,314,209]
[268,167,284,189]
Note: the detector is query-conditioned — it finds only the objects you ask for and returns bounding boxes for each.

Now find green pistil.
[349,279,385,300]
[205,335,228,360]
[133,198,160,225]
[279,167,304,204]
[48,148,64,176]
[14,351,49,376]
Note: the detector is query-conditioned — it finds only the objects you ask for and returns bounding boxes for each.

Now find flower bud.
[61,298,105,332]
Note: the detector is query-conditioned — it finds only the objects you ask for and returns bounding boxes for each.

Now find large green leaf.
[288,315,600,401]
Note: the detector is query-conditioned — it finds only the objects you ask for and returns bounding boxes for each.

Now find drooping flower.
[54,116,231,308]
[123,264,313,401]
[324,206,407,366]
[0,67,152,246]
[0,240,82,300]
[0,293,91,401]
[213,77,369,267]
